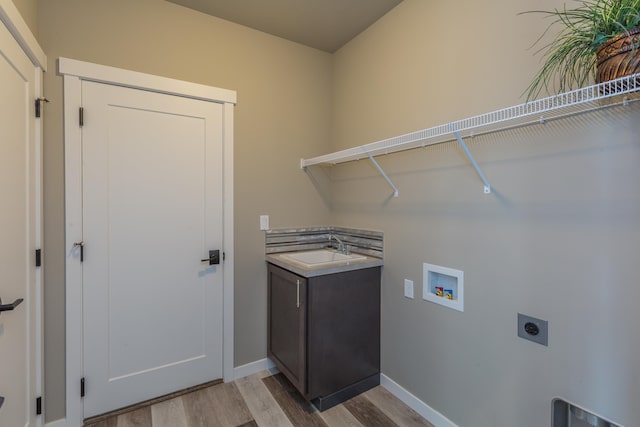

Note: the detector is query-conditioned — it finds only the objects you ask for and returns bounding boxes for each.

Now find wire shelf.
[301,73,640,168]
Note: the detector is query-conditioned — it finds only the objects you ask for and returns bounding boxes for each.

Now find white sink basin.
[280,249,366,267]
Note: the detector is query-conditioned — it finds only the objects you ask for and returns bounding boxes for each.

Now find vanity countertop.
[266,251,383,278]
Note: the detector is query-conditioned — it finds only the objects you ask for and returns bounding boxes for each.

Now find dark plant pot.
[596,27,640,85]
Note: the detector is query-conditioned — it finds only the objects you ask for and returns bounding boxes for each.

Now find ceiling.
[165,0,404,53]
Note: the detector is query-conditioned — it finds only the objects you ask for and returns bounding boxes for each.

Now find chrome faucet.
[329,233,349,254]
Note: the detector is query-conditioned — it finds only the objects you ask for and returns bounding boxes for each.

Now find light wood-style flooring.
[84,370,434,427]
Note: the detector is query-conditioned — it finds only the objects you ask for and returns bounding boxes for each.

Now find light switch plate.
[404,279,414,299]
[259,215,269,231]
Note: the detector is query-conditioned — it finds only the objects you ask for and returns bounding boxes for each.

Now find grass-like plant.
[523,0,640,100]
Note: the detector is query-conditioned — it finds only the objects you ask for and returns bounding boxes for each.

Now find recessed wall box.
[422,263,464,312]
[517,313,548,346]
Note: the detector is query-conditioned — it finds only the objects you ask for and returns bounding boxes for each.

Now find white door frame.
[61,57,235,427]
[0,0,46,67]
[0,1,45,427]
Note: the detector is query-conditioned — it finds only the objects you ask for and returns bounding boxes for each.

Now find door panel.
[0,18,38,427]
[267,265,307,395]
[82,81,224,417]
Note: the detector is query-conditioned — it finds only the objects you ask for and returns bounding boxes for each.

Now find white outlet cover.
[404,279,414,299]
[259,215,269,230]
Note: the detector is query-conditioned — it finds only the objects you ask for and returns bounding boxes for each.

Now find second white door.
[0,16,41,427]
[81,81,224,418]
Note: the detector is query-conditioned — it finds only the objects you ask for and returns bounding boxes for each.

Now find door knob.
[0,297,23,315]
[0,395,4,410]
[200,250,220,266]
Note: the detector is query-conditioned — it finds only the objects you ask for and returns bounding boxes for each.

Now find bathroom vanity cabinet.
[267,262,381,410]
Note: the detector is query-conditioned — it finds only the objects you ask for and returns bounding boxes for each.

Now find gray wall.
[38,0,332,421]
[329,0,640,426]
[328,112,640,427]
[10,0,37,38]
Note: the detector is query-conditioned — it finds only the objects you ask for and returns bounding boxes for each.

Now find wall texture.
[38,0,332,421]
[329,0,640,426]
[10,0,37,37]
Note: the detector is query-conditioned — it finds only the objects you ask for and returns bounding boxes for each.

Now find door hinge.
[36,396,42,415]
[73,241,84,262]
[35,97,49,118]
[80,377,85,398]
[35,249,42,267]
[223,251,226,261]
[79,107,84,127]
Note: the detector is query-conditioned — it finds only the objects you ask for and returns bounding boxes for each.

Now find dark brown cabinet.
[267,263,381,411]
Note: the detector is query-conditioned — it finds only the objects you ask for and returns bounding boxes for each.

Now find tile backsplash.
[265,226,383,259]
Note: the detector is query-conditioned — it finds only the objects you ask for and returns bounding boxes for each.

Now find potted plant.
[524,0,640,100]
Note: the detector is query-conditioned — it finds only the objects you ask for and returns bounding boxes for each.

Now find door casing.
[61,57,235,427]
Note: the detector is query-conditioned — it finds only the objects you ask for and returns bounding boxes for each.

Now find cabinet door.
[307,267,381,400]
[267,264,307,395]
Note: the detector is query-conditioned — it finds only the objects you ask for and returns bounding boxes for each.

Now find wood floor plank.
[317,403,364,427]
[236,373,294,427]
[116,406,152,427]
[183,382,254,427]
[84,380,224,427]
[150,397,189,427]
[205,381,254,426]
[364,386,434,427]
[254,368,280,380]
[343,394,398,427]
[262,373,327,427]
[182,387,220,427]
[85,419,118,427]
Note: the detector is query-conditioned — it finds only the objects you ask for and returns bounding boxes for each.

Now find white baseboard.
[233,357,277,380]
[45,418,67,427]
[381,373,458,427]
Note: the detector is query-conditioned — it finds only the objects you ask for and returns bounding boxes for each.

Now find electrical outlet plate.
[259,215,269,231]
[517,313,548,346]
[404,279,414,299]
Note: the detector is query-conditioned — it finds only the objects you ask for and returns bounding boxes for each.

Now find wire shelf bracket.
[300,73,640,197]
[451,124,491,194]
[367,152,399,197]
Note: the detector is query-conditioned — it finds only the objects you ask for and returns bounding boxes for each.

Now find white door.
[81,81,224,418]
[0,17,40,427]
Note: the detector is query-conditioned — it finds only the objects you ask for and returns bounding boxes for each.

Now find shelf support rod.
[451,125,491,194]
[367,152,399,197]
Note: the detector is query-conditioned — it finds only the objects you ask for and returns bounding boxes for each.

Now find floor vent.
[552,398,621,427]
